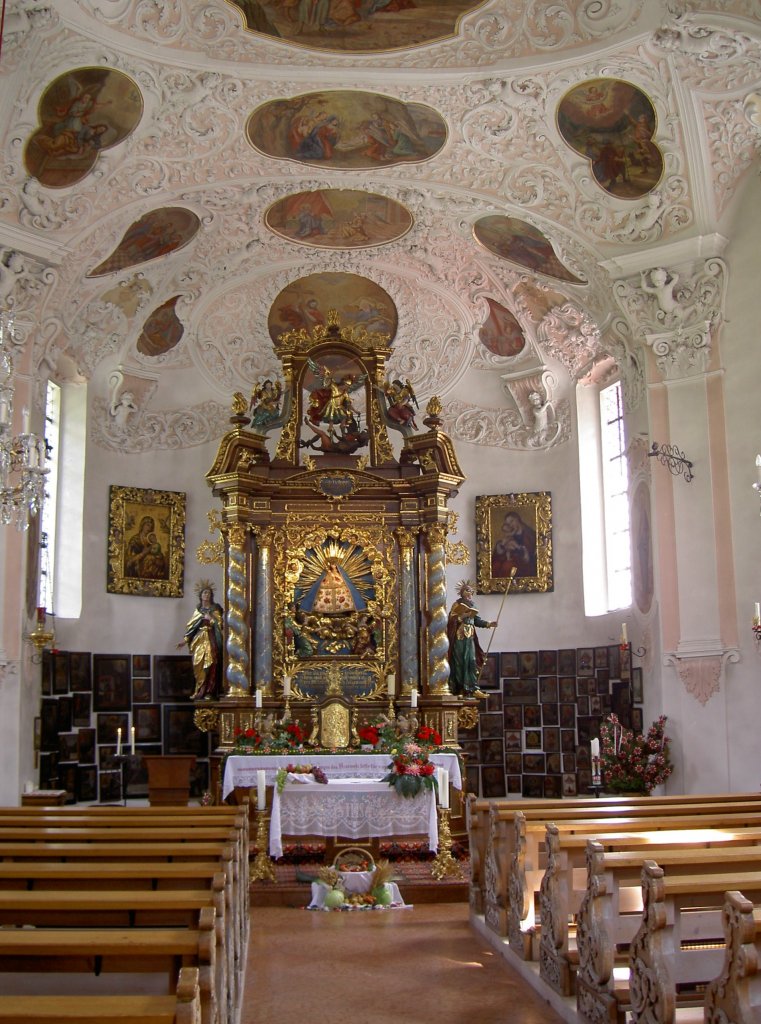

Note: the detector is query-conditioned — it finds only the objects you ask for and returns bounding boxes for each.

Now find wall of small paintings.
[37,651,211,804]
[460,646,644,798]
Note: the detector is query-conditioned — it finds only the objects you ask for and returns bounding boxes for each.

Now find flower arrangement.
[232,726,261,752]
[415,724,441,747]
[382,741,436,798]
[275,763,328,793]
[358,724,381,746]
[599,713,672,794]
[231,719,306,755]
[358,717,441,752]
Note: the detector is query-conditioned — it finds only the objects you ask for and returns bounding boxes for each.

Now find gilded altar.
[197,310,469,750]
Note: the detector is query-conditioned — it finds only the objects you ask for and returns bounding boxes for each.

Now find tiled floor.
[243,903,564,1024]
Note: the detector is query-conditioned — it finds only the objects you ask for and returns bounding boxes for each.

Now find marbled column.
[395,528,419,692]
[224,524,250,698]
[253,527,274,695]
[425,524,451,696]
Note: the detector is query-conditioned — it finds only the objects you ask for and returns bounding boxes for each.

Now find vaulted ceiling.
[1,0,759,456]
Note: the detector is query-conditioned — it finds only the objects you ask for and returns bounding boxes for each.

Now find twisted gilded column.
[253,527,275,695]
[396,528,419,691]
[224,524,250,698]
[425,523,451,696]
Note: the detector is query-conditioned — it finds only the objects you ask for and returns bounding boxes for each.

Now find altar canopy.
[269,778,438,858]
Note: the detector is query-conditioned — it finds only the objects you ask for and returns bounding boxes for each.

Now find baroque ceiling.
[0,0,760,456]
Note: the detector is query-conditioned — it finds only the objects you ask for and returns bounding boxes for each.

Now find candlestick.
[116,727,121,756]
[255,689,262,709]
[386,673,395,696]
[130,726,135,755]
[620,622,628,644]
[257,769,266,811]
[410,688,418,709]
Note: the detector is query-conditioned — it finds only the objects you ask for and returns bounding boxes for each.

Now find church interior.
[2,0,761,1017]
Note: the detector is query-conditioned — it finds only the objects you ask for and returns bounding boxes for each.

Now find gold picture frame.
[107,485,186,597]
[475,492,553,594]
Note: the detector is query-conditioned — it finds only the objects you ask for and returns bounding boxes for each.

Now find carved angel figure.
[249,378,282,430]
[641,267,682,318]
[0,250,26,306]
[382,377,419,433]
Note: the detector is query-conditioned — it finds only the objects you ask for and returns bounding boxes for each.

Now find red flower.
[286,722,305,744]
[416,725,441,746]
[359,726,380,745]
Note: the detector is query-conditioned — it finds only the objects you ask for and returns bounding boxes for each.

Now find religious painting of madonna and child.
[475,492,553,594]
[265,190,413,250]
[107,485,186,598]
[88,208,201,278]
[246,91,446,169]
[227,0,484,53]
[24,67,143,189]
[557,78,663,200]
[287,537,384,659]
[474,216,585,284]
[268,272,397,342]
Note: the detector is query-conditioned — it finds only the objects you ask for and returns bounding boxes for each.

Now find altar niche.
[202,307,467,753]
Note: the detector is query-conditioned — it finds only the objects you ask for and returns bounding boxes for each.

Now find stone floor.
[242,903,564,1024]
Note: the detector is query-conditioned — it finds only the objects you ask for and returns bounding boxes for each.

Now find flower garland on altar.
[599,713,672,794]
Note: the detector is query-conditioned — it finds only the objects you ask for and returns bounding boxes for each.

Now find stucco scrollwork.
[536,302,601,379]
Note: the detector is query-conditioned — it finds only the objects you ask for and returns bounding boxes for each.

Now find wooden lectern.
[143,755,196,806]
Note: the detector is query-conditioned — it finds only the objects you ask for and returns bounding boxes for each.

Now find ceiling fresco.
[226,0,485,53]
[24,67,143,189]
[246,91,446,168]
[473,217,586,285]
[265,190,413,248]
[557,78,663,200]
[268,273,398,343]
[87,209,201,278]
[0,1,758,455]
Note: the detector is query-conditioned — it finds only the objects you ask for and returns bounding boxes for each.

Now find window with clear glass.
[599,381,632,610]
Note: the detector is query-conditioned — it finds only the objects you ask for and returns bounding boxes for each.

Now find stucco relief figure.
[524,391,558,446]
[641,267,682,318]
[0,251,26,306]
[109,389,138,433]
[447,580,496,699]
[178,583,224,700]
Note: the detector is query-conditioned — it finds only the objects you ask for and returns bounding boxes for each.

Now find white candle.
[756,454,761,486]
[591,738,601,783]
[283,676,291,697]
[21,406,30,434]
[130,726,135,755]
[439,768,450,809]
[116,728,121,756]
[255,689,262,709]
[590,738,600,760]
[621,622,628,644]
[755,602,760,624]
[257,769,266,811]
[410,688,418,709]
[386,673,395,696]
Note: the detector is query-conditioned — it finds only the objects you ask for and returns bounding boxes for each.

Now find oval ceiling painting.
[227,0,484,53]
[266,190,412,249]
[87,208,201,278]
[137,296,184,357]
[474,216,586,285]
[247,91,446,170]
[268,273,397,344]
[479,298,526,357]
[557,78,663,199]
[24,67,143,188]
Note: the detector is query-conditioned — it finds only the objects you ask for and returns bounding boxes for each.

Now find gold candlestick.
[431,807,461,880]
[249,810,276,883]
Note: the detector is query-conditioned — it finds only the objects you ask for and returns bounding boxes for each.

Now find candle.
[116,728,121,756]
[21,406,30,434]
[255,689,262,709]
[386,673,395,696]
[621,622,628,644]
[257,769,266,811]
[439,768,450,809]
[591,738,601,784]
[755,602,760,624]
[283,676,291,697]
[130,726,135,755]
[410,688,418,709]
[590,738,600,760]
[756,454,761,487]
[36,606,45,624]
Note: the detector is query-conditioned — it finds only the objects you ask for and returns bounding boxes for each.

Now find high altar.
[194,310,477,753]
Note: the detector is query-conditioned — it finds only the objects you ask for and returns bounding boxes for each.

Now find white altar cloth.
[268,777,438,858]
[222,751,461,800]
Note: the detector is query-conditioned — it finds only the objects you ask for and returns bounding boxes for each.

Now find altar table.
[222,751,461,801]
[269,777,438,858]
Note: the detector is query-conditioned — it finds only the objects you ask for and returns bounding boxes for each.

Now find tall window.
[38,381,60,613]
[599,381,632,610]
[577,378,632,615]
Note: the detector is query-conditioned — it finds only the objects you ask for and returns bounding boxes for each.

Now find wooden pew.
[485,807,761,953]
[466,793,761,915]
[704,890,761,1024]
[0,964,201,1023]
[0,911,217,1024]
[539,830,761,996]
[576,856,761,1024]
